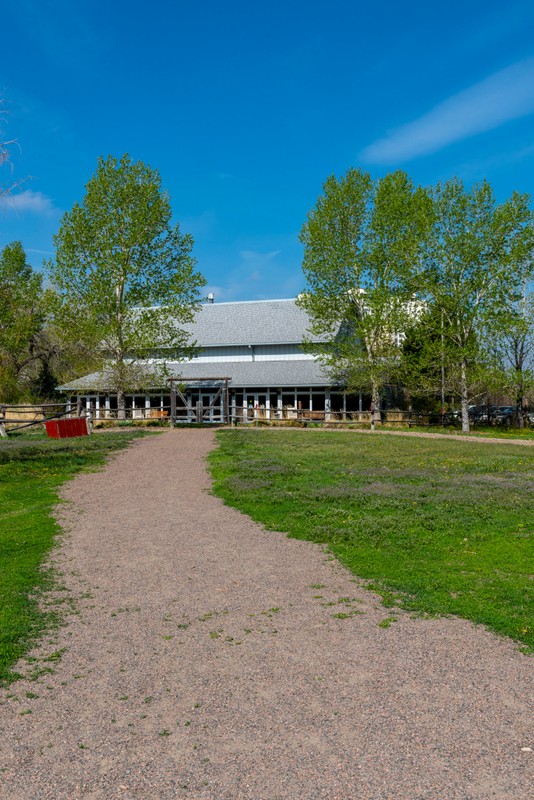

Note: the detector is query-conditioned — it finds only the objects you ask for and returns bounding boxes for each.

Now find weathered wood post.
[223,378,229,424]
[0,405,6,438]
[170,380,176,428]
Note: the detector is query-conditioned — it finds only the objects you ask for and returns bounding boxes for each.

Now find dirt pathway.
[252,426,534,447]
[0,430,532,800]
[341,428,534,446]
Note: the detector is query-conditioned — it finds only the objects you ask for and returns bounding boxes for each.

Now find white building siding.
[191,343,314,363]
[255,344,312,361]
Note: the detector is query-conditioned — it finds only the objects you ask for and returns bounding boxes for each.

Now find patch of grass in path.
[210,430,534,652]
[0,430,148,685]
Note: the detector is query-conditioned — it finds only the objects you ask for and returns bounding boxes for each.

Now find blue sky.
[1,0,534,301]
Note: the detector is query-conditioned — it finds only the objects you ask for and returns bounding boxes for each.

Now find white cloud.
[361,57,534,164]
[239,249,281,264]
[26,247,55,255]
[1,189,57,216]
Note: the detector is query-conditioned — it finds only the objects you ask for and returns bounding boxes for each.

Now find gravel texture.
[0,428,532,800]
[339,428,534,447]
[248,427,534,447]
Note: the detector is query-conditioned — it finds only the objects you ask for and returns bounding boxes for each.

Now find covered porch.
[68,385,371,424]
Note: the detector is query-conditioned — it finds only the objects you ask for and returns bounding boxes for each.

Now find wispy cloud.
[240,249,281,265]
[1,189,57,216]
[26,248,55,256]
[361,57,534,164]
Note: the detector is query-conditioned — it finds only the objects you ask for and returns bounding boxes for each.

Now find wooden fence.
[0,402,75,436]
[230,409,463,427]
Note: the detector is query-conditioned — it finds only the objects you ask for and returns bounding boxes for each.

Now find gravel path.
[253,426,534,447]
[0,429,532,800]
[341,428,534,446]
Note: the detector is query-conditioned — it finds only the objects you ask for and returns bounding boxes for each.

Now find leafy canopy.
[420,179,533,428]
[0,242,46,401]
[48,154,206,394]
[298,168,431,402]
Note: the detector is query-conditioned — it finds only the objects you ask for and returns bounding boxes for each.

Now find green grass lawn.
[0,430,147,684]
[210,430,534,651]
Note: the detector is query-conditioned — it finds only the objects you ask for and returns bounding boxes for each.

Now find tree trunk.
[371,382,381,429]
[517,376,524,428]
[460,358,470,433]
[117,389,126,420]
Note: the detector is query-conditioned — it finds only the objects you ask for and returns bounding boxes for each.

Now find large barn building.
[58,298,368,422]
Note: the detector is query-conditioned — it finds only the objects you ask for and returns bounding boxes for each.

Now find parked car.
[468,405,497,424]
[468,405,484,420]
[494,406,516,426]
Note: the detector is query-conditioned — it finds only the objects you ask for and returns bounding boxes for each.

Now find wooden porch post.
[223,379,229,424]
[170,381,176,428]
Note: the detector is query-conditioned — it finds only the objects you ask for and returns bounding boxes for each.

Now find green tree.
[400,299,495,417]
[423,179,533,432]
[487,260,534,426]
[0,242,46,401]
[48,154,206,417]
[400,305,450,413]
[298,168,431,421]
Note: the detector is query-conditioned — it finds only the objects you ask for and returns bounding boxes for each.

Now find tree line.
[298,168,534,431]
[1,153,533,432]
[0,155,205,416]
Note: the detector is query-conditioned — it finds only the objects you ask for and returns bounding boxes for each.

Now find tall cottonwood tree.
[48,154,206,417]
[423,179,533,432]
[298,168,431,420]
[0,242,47,401]
[399,304,453,412]
[488,260,534,425]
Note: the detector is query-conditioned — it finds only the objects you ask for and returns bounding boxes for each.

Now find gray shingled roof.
[56,298,336,392]
[170,359,332,387]
[58,359,334,392]
[182,298,319,347]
